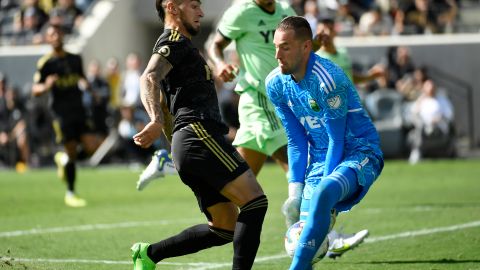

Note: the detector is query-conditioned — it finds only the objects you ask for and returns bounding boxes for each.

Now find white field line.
[1,220,479,269]
[364,220,480,243]
[0,219,198,238]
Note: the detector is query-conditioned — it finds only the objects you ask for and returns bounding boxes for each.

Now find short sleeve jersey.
[153,29,226,133]
[217,0,296,94]
[33,52,85,118]
[266,53,382,160]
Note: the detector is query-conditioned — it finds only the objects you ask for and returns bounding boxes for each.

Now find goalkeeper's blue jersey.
[266,52,382,183]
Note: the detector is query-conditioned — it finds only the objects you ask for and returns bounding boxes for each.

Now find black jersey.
[153,29,227,133]
[33,52,86,118]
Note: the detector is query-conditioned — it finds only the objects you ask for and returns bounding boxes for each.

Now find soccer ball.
[284,221,329,264]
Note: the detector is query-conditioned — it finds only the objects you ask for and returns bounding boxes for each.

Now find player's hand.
[45,74,59,90]
[282,182,304,228]
[368,64,385,79]
[133,121,163,148]
[282,196,301,228]
[78,78,89,91]
[216,62,239,82]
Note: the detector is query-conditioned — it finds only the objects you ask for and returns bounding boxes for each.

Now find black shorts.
[52,115,95,143]
[171,121,249,215]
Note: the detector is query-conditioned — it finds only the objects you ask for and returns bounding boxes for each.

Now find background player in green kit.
[209,0,293,177]
[314,16,384,85]
[208,0,369,258]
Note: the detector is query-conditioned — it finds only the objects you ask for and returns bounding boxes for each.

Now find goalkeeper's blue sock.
[290,168,358,270]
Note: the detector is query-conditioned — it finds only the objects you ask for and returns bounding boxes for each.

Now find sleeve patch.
[158,46,171,57]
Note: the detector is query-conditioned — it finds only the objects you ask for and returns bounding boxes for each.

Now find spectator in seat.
[408,78,454,164]
[49,0,83,34]
[0,73,30,171]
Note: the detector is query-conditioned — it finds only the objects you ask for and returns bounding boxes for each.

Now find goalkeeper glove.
[282,182,304,228]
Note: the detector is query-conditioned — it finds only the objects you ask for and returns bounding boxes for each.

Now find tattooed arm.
[133,54,173,148]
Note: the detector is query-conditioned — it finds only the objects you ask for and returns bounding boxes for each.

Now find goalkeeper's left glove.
[282,182,304,228]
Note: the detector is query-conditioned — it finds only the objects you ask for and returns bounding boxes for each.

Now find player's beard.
[180,13,200,36]
[185,22,199,36]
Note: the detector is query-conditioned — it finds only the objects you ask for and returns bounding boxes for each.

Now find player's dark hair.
[277,16,312,41]
[156,0,166,22]
[156,0,185,22]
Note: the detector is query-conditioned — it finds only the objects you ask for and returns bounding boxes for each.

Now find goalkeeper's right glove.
[282,182,304,228]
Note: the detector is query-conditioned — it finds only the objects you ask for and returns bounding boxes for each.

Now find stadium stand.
[1,0,480,168]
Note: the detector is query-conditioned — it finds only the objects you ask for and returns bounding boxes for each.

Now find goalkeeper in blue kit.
[266,16,384,270]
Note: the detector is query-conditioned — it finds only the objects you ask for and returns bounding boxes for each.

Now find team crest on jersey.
[327,95,341,109]
[309,98,320,112]
[159,46,170,57]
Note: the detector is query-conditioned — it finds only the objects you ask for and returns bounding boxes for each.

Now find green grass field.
[1,159,480,270]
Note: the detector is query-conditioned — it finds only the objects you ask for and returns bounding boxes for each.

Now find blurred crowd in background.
[0,0,468,171]
[2,0,474,46]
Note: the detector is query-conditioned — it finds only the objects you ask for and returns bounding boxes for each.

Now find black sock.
[233,195,268,270]
[148,224,233,263]
[65,162,76,192]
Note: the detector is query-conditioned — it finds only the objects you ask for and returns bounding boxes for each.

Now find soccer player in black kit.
[131,0,268,269]
[32,24,101,207]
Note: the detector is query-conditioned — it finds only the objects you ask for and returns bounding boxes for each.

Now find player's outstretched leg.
[137,149,177,191]
[131,224,233,269]
[131,242,156,270]
[326,229,369,259]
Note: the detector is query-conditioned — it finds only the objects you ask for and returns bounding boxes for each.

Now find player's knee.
[209,226,234,246]
[239,195,268,218]
[313,179,343,207]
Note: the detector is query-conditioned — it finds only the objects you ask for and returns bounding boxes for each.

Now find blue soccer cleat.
[137,149,176,191]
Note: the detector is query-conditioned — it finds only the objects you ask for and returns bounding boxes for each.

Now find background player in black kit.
[131,0,268,269]
[32,24,101,207]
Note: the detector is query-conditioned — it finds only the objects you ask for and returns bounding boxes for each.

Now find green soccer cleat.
[131,242,156,270]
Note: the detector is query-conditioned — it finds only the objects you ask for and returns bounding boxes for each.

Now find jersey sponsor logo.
[327,95,341,109]
[300,115,325,129]
[259,29,275,43]
[158,45,170,57]
[55,74,81,88]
